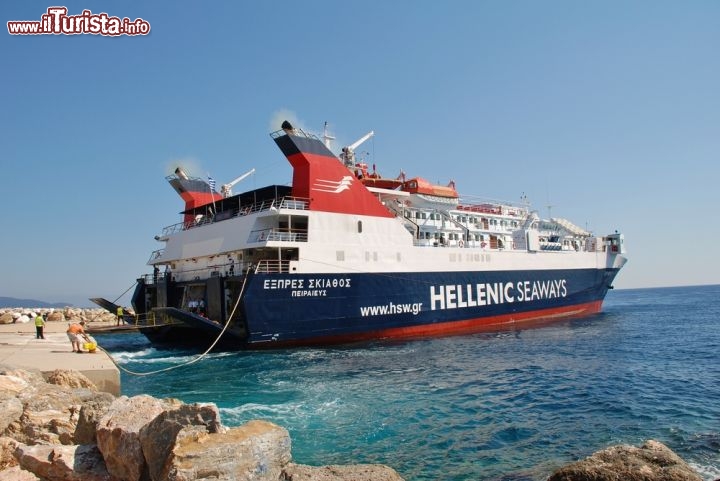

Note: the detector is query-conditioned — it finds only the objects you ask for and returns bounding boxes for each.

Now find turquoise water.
[96,285,720,480]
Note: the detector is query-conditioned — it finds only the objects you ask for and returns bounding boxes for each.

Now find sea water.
[96,285,720,481]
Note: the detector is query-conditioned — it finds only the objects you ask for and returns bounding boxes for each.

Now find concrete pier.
[0,321,120,395]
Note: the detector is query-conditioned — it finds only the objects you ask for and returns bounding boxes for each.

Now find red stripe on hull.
[254,300,604,348]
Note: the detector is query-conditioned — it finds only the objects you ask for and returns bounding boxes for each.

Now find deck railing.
[160,196,309,236]
[251,228,308,243]
[255,260,291,273]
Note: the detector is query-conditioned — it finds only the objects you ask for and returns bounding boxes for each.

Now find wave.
[689,462,720,481]
[111,349,238,366]
[107,348,157,364]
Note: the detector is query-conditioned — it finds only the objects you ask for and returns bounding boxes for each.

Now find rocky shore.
[0,307,119,326]
[0,367,405,481]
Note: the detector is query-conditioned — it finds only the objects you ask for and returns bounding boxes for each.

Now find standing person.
[66,321,87,353]
[116,306,124,326]
[34,313,45,339]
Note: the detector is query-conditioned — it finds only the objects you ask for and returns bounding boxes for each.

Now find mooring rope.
[97,273,249,376]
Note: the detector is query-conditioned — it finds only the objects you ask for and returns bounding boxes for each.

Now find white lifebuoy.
[458,240,464,248]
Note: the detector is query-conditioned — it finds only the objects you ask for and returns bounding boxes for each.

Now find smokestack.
[175,167,189,180]
[281,120,294,135]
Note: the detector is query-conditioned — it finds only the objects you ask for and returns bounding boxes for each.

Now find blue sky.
[2,1,719,306]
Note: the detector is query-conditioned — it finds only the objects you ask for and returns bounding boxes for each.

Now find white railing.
[251,228,308,243]
[159,196,309,236]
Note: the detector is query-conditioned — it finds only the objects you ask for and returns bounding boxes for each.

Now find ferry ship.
[98,121,627,349]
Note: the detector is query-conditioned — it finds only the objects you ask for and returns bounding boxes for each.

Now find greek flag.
[208,176,216,192]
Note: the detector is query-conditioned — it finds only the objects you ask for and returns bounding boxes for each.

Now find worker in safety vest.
[116,306,124,326]
[34,314,45,339]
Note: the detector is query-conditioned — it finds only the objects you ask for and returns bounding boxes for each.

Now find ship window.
[358,221,363,233]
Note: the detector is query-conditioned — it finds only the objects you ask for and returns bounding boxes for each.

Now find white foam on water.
[689,462,720,481]
[109,348,157,364]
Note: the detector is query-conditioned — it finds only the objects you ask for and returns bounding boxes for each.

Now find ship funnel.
[174,167,189,180]
[281,120,294,134]
[167,167,223,224]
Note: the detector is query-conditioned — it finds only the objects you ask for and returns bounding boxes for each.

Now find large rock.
[0,392,23,434]
[548,439,702,481]
[8,378,105,445]
[163,420,291,481]
[139,402,223,481]
[7,384,75,445]
[46,311,65,322]
[0,313,14,325]
[0,374,31,395]
[0,436,20,470]
[0,466,41,480]
[0,369,45,387]
[14,442,119,481]
[74,395,115,445]
[96,395,182,481]
[46,369,97,390]
[282,463,406,480]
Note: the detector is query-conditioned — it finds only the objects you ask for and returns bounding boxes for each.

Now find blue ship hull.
[241,267,620,346]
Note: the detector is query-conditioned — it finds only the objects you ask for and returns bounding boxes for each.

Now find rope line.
[97,273,249,377]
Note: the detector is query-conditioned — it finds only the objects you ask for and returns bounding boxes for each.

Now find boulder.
[0,436,20,470]
[46,311,65,323]
[0,465,41,480]
[14,442,119,481]
[74,395,115,445]
[139,402,223,481]
[163,420,291,481]
[0,392,23,435]
[46,369,97,390]
[5,373,110,446]
[0,369,45,387]
[281,463,406,481]
[96,395,183,481]
[0,374,31,395]
[0,313,14,325]
[7,383,78,445]
[548,439,702,481]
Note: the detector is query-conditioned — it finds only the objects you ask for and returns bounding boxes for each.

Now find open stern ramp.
[89,297,133,324]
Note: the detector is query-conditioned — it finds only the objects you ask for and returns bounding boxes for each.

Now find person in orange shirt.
[66,321,87,353]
